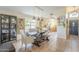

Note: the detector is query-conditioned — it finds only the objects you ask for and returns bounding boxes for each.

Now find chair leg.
[25,44,27,51]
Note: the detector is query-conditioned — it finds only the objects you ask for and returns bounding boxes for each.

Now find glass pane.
[30,26,36,29]
[10,17,16,23]
[30,23,36,26]
[31,20,36,22]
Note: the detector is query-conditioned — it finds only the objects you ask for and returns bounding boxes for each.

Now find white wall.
[57,26,66,39]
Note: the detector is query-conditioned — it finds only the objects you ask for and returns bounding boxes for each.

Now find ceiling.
[39,6,65,16]
[0,6,66,18]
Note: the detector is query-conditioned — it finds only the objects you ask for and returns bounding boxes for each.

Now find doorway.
[69,19,78,36]
[66,19,79,51]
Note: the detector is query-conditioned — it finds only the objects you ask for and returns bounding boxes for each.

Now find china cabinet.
[0,14,17,44]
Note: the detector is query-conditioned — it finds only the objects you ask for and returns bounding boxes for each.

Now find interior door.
[69,20,78,35]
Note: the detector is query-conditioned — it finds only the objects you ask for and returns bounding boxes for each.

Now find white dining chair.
[21,34,34,52]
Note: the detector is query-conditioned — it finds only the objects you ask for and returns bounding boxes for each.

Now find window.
[25,18,37,33]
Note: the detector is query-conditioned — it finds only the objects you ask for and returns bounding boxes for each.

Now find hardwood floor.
[13,36,79,52]
[32,36,79,52]
[64,35,79,52]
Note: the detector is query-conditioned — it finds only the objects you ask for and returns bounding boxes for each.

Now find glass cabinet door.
[10,16,17,40]
[0,16,1,44]
[1,15,10,43]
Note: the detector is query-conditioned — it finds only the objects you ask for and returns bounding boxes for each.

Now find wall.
[57,15,66,39]
[66,6,79,13]
[57,26,66,39]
